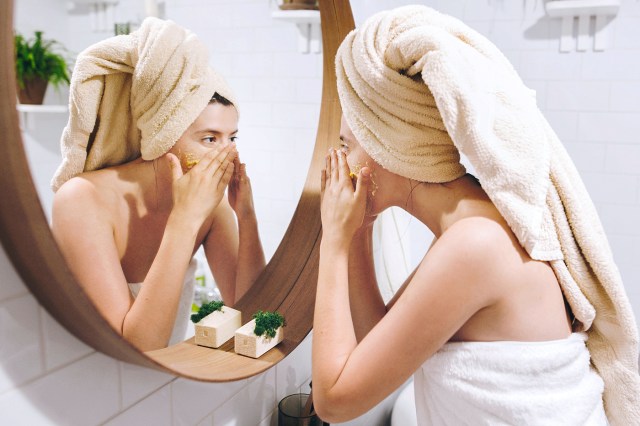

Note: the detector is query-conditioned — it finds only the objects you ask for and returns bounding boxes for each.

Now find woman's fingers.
[337,149,350,184]
[325,151,332,187]
[320,169,327,202]
[240,163,249,184]
[197,143,236,174]
[189,142,225,171]
[330,149,339,183]
[166,153,183,182]
[217,160,235,190]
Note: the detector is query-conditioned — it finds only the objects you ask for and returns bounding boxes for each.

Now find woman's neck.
[124,157,174,214]
[400,174,495,238]
[148,157,174,213]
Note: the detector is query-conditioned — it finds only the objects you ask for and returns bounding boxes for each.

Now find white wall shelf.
[17,104,68,133]
[271,10,321,54]
[545,0,621,52]
[17,105,68,113]
[67,0,119,32]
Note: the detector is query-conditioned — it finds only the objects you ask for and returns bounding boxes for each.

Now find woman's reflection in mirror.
[50,18,265,351]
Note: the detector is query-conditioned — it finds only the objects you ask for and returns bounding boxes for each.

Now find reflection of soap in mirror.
[234,319,284,358]
[194,306,242,349]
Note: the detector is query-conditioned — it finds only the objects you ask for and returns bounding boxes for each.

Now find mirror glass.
[14,0,321,349]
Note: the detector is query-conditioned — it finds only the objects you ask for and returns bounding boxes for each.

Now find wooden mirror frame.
[0,0,355,381]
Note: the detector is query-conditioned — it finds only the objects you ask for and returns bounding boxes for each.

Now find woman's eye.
[204,136,217,144]
[339,143,349,153]
[230,136,239,143]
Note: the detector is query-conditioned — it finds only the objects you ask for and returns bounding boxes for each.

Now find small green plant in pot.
[279,0,318,10]
[14,31,71,105]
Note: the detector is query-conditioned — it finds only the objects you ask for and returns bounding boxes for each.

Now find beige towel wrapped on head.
[51,17,236,192]
[336,6,639,424]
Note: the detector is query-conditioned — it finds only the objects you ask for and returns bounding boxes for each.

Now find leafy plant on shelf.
[191,301,224,323]
[253,311,286,339]
[14,31,71,90]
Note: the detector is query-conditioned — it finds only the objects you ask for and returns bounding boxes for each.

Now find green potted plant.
[235,310,286,358]
[279,0,318,10]
[191,301,242,349]
[14,31,71,105]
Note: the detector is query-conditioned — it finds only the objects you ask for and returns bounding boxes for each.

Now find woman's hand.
[321,148,371,248]
[228,153,257,222]
[166,143,237,225]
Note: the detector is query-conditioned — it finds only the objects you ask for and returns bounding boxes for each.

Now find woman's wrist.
[320,233,352,256]
[236,209,258,228]
[167,210,201,238]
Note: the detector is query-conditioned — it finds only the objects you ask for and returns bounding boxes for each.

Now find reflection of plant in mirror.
[279,0,319,11]
[253,311,285,338]
[191,300,225,323]
[14,31,70,90]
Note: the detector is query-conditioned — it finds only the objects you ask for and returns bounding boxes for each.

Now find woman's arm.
[204,159,265,305]
[229,160,265,301]
[203,199,241,303]
[53,179,199,351]
[347,223,387,341]
[313,149,499,423]
[52,144,236,351]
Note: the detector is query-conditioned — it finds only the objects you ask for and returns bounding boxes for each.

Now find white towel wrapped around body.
[51,17,236,192]
[336,6,639,424]
[414,333,607,425]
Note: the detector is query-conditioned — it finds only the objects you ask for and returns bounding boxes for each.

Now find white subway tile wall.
[3,0,639,425]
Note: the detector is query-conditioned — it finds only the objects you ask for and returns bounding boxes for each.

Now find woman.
[313,6,639,425]
[51,18,265,351]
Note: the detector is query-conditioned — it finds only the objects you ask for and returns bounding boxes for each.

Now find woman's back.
[441,210,572,343]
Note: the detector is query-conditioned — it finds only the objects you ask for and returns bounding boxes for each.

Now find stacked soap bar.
[234,319,285,359]
[193,308,285,358]
[194,306,242,348]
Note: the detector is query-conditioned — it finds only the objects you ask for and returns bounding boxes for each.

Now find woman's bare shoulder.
[425,216,524,294]
[55,173,108,200]
[52,171,121,222]
[435,216,513,252]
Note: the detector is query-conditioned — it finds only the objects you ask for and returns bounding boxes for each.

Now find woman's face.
[339,116,396,216]
[170,102,239,172]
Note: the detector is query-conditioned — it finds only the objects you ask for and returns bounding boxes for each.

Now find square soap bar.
[194,306,242,348]
[234,319,284,358]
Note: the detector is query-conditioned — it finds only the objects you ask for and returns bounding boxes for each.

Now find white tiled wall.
[4,0,640,424]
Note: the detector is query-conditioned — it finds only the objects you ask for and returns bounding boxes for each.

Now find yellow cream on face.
[182,151,200,170]
[349,162,378,197]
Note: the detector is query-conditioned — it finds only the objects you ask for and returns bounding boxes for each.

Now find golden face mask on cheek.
[350,161,378,198]
[181,151,200,170]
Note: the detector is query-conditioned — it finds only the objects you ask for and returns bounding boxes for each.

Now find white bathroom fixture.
[545,0,620,52]
[67,0,119,33]
[271,10,321,54]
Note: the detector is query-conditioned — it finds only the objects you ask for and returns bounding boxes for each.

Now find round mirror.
[0,0,355,381]
[17,1,321,350]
